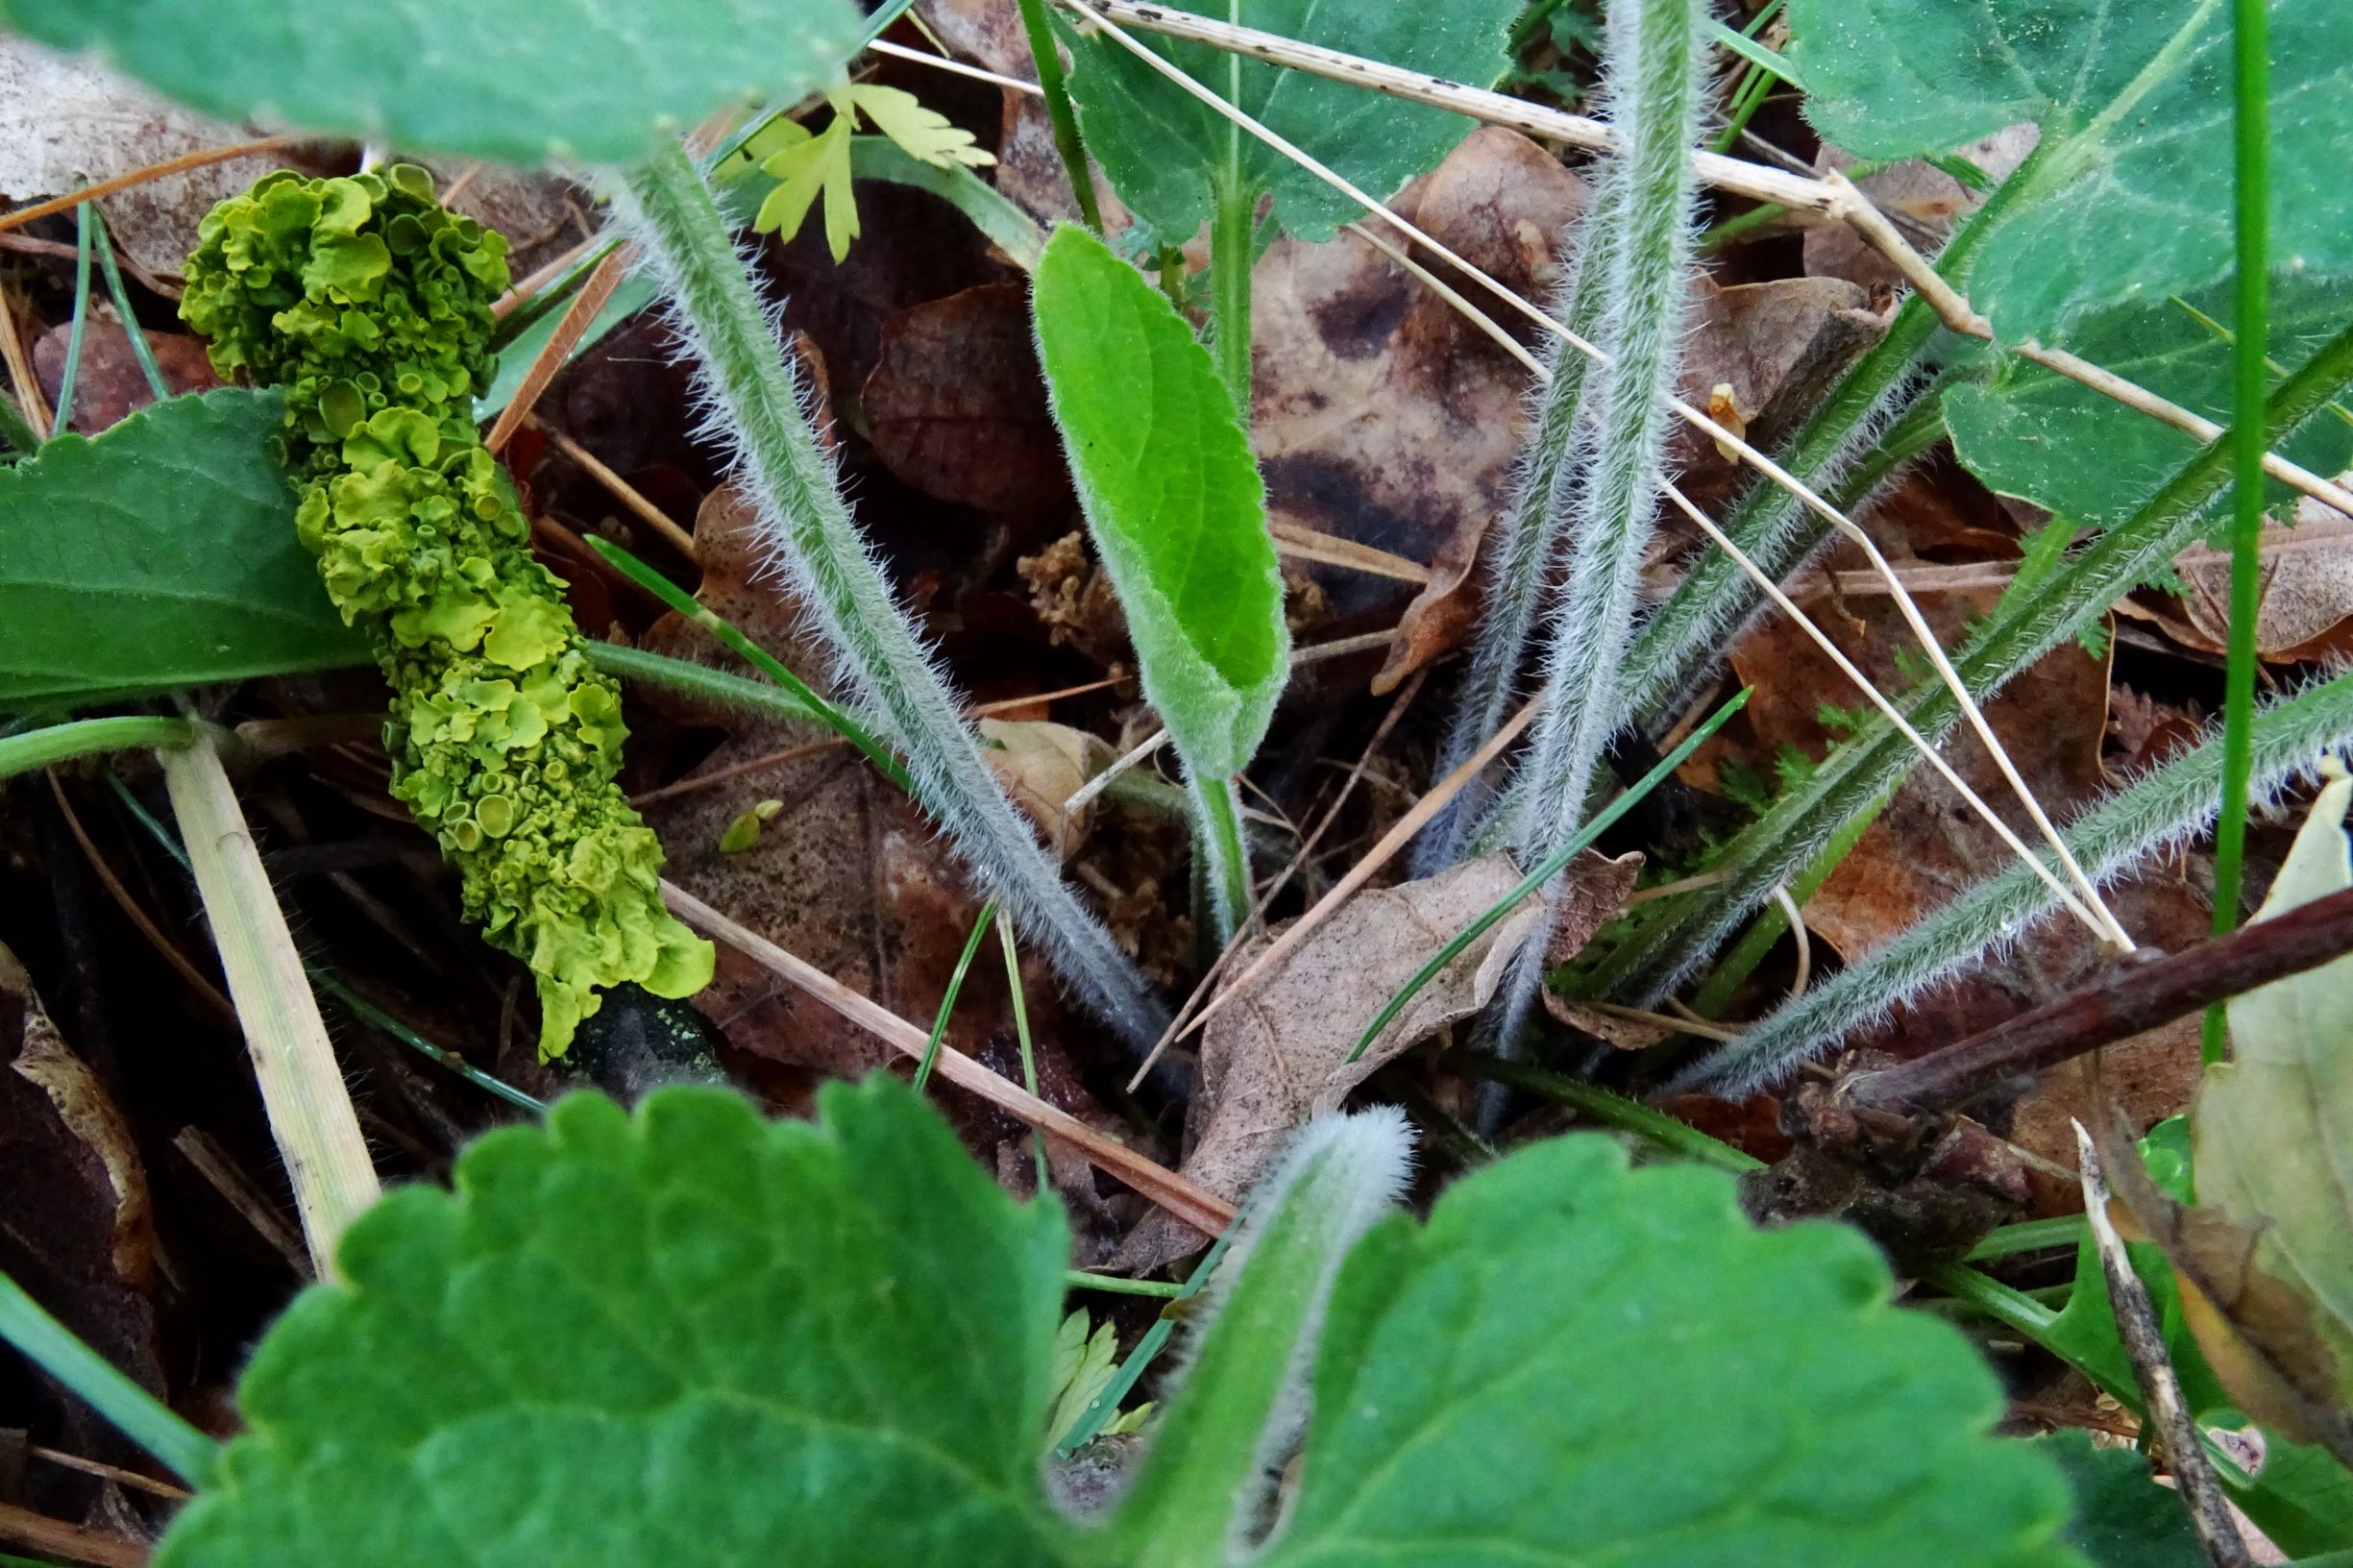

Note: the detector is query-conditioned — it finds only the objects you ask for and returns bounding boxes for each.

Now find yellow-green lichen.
[183,164,712,1055]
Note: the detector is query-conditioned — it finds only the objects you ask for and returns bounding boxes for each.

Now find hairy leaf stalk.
[1683,668,2353,1096]
[1413,171,1623,875]
[1600,320,2353,1004]
[1618,143,2050,736]
[1483,0,1709,1049]
[609,143,1168,1047]
[1110,1108,1412,1568]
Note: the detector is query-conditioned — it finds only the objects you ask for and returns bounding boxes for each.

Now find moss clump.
[183,164,711,1055]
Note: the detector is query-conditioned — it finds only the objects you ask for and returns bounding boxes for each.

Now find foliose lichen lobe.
[182,163,712,1055]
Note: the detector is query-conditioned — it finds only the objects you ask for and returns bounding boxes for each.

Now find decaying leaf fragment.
[2179,768,2353,1458]
[1116,852,1635,1272]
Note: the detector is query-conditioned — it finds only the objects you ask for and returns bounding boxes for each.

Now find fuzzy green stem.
[2208,0,2273,1066]
[1109,1110,1410,1568]
[1456,1050,1758,1172]
[1684,777,1892,1018]
[0,1271,219,1486]
[0,715,194,780]
[1189,770,1251,943]
[1623,143,2051,735]
[158,726,380,1266]
[1606,319,2353,1009]
[608,141,1167,1049]
[1014,0,1106,235]
[1485,0,1708,1052]
[1066,1271,1186,1298]
[1209,178,1256,415]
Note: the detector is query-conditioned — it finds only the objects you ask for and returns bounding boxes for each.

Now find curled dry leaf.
[979,716,1114,860]
[2156,486,2353,662]
[1115,852,1589,1273]
[0,941,166,1457]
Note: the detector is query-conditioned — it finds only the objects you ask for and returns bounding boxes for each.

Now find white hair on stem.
[1679,664,2353,1098]
[604,144,1168,1050]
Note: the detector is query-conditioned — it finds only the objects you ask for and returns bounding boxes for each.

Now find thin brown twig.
[24,1446,188,1501]
[660,881,1237,1235]
[2073,1125,2253,1568]
[0,1499,147,1568]
[1846,883,2353,1113]
[527,413,700,561]
[0,136,300,233]
[485,244,633,454]
[0,283,53,440]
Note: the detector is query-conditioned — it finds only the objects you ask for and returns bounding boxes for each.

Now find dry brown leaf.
[0,942,166,1458]
[862,282,1073,520]
[636,485,1141,1251]
[979,716,1114,860]
[1114,854,1553,1272]
[35,316,217,434]
[2164,489,2353,660]
[0,38,291,277]
[1247,127,1586,690]
[1698,472,2210,1172]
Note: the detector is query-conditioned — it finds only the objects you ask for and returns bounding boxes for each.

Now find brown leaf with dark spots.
[1114,854,1553,1273]
[863,283,1072,520]
[1249,128,1587,689]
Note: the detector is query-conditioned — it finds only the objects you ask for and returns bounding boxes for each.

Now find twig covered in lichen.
[181,164,713,1056]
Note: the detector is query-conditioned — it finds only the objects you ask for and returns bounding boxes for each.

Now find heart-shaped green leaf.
[0,389,365,711]
[1033,223,1287,780]
[156,1079,1074,1568]
[1060,0,1519,243]
[1946,275,2353,529]
[0,0,864,164]
[1788,0,2353,339]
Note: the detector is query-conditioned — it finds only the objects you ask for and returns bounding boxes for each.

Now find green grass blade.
[87,204,168,404]
[916,899,998,1092]
[2208,0,2273,1065]
[0,1270,219,1486]
[50,202,94,435]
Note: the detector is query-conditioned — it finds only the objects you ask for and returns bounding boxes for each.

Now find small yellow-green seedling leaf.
[154,1080,1076,1568]
[0,390,366,709]
[0,0,864,166]
[1032,224,1287,782]
[846,84,995,170]
[1255,1134,2080,1568]
[2210,771,2353,1413]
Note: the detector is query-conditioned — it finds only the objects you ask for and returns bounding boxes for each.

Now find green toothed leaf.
[1787,0,2353,339]
[1257,1134,2076,1568]
[155,1080,1075,1568]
